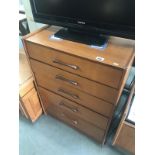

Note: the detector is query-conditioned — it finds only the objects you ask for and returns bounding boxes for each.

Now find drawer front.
[30,59,118,103]
[42,96,105,142]
[38,87,108,130]
[26,42,123,88]
[48,106,105,142]
[34,72,114,118]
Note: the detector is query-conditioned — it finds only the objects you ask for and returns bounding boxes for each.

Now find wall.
[21,0,46,32]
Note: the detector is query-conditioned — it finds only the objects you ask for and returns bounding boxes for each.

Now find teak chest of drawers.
[23,26,134,143]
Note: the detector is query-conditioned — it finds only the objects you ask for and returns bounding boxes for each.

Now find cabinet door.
[113,122,135,154]
[22,88,42,122]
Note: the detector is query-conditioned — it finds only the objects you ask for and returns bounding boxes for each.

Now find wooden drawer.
[43,97,105,142]
[34,71,114,118]
[38,87,109,130]
[30,59,118,103]
[48,106,105,142]
[26,42,123,89]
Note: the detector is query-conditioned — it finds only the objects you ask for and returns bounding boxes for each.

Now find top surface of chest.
[25,26,135,70]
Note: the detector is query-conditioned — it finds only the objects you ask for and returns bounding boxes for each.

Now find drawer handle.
[55,75,79,86]
[58,88,79,100]
[59,101,78,113]
[60,113,78,125]
[72,120,78,125]
[53,59,79,70]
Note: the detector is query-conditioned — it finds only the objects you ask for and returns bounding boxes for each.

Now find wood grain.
[25,26,134,69]
[19,99,29,119]
[19,51,43,121]
[113,84,135,154]
[46,99,105,142]
[113,122,135,154]
[30,59,119,104]
[34,72,114,118]
[38,87,109,130]
[26,42,123,89]
[22,88,42,122]
[19,52,32,85]
[19,77,34,97]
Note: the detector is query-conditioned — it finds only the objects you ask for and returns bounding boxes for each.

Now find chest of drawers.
[23,26,134,143]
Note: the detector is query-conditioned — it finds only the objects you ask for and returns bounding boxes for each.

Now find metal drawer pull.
[53,59,79,70]
[60,113,78,125]
[59,101,78,112]
[55,75,78,86]
[72,120,78,125]
[58,88,79,99]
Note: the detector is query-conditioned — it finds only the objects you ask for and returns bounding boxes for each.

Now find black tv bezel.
[30,0,135,40]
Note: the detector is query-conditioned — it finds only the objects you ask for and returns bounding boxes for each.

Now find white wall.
[21,0,46,32]
[19,0,46,53]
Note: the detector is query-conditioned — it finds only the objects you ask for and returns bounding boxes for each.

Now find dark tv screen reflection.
[30,0,135,39]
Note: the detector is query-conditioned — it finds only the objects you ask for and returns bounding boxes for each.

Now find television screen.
[30,0,135,39]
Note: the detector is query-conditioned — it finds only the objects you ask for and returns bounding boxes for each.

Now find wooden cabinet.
[23,26,134,142]
[21,87,42,122]
[19,76,42,122]
[19,51,42,122]
[113,84,135,154]
[113,122,135,154]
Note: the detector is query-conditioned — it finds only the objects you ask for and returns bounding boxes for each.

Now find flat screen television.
[30,0,135,46]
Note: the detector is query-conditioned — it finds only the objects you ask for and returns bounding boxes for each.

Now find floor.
[19,114,130,155]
